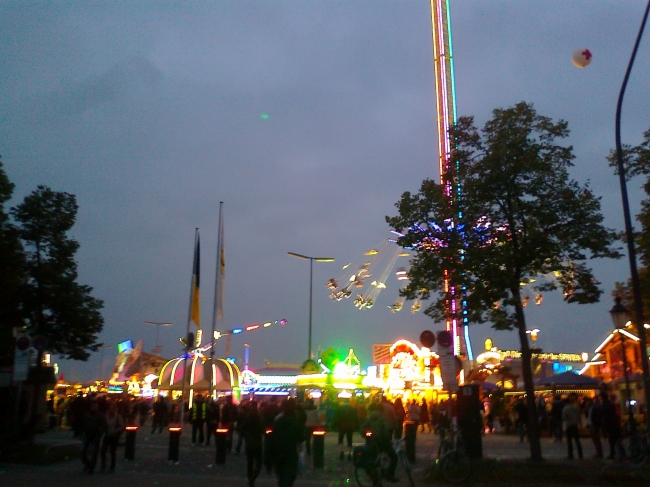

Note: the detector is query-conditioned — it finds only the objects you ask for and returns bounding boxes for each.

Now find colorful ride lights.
[220,319,287,337]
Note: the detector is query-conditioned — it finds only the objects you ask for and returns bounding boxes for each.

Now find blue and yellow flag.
[191,234,200,329]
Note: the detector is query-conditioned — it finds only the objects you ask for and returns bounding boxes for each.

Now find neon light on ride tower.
[430,0,473,360]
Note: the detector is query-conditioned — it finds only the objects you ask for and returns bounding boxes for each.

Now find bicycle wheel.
[438,439,452,459]
[398,452,415,487]
[355,464,380,487]
[441,449,470,483]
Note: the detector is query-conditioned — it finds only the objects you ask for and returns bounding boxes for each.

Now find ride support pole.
[215,427,229,464]
[168,424,182,464]
[124,425,138,460]
[263,427,274,472]
[312,428,326,468]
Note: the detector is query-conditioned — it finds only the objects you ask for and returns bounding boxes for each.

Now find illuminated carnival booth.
[295,349,372,401]
[240,363,300,398]
[366,339,444,402]
[157,355,241,400]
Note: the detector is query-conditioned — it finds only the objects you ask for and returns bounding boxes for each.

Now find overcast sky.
[2,1,650,382]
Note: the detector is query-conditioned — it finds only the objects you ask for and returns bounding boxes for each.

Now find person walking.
[303,399,321,456]
[420,399,430,433]
[601,392,623,460]
[190,394,207,446]
[407,400,421,432]
[586,396,603,459]
[270,398,304,487]
[100,402,125,473]
[550,394,565,442]
[204,398,221,446]
[221,395,239,453]
[334,399,358,460]
[80,401,106,475]
[393,398,406,439]
[151,396,166,434]
[241,401,264,487]
[562,393,583,460]
[362,403,398,483]
[514,396,527,443]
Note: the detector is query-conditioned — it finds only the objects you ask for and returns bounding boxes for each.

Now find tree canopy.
[387,102,619,460]
[0,162,104,363]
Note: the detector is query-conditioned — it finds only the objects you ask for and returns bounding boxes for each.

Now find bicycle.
[353,431,415,487]
[436,425,470,483]
[601,426,649,477]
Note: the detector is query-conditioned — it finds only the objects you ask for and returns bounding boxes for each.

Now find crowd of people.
[56,388,645,484]
[61,391,444,486]
[488,390,647,460]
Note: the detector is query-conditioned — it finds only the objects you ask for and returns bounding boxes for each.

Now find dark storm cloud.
[1,1,649,380]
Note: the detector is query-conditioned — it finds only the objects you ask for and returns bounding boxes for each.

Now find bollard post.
[168,424,182,464]
[124,425,138,460]
[312,427,326,468]
[215,427,229,464]
[263,427,274,472]
[404,420,416,463]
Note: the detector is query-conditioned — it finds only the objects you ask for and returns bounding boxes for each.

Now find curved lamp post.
[288,252,334,360]
[614,0,650,433]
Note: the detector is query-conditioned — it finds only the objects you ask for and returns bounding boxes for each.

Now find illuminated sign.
[500,350,583,362]
[117,340,133,354]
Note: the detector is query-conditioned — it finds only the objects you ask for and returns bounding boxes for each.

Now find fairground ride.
[430,0,473,360]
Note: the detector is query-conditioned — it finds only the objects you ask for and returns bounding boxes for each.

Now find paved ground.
[0,426,610,487]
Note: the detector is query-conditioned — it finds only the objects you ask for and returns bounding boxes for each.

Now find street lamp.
[526,328,540,343]
[609,297,634,423]
[144,321,173,353]
[288,252,334,360]
[613,0,650,432]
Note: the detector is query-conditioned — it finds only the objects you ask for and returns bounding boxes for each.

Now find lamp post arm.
[615,0,650,432]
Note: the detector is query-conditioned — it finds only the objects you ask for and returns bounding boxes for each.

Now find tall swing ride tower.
[430,0,473,360]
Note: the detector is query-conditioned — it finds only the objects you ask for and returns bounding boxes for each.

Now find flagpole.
[210,203,224,398]
[181,228,199,424]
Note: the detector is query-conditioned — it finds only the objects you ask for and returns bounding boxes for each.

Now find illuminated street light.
[144,321,173,352]
[526,328,540,343]
[610,297,634,425]
[288,252,335,360]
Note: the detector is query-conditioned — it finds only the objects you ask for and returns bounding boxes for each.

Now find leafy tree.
[387,102,619,460]
[610,128,650,311]
[0,157,26,365]
[11,186,104,360]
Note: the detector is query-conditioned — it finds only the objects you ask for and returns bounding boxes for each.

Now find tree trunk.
[514,295,543,461]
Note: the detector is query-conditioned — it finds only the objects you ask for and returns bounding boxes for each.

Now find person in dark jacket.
[151,396,167,434]
[204,398,221,446]
[586,396,603,458]
[221,395,239,453]
[81,401,107,474]
[513,396,527,443]
[270,398,303,487]
[550,394,565,442]
[393,398,406,439]
[334,399,358,460]
[362,404,398,483]
[190,394,207,446]
[241,401,264,487]
[601,392,623,459]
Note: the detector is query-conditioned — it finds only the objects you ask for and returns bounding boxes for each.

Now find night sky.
[2,1,649,382]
